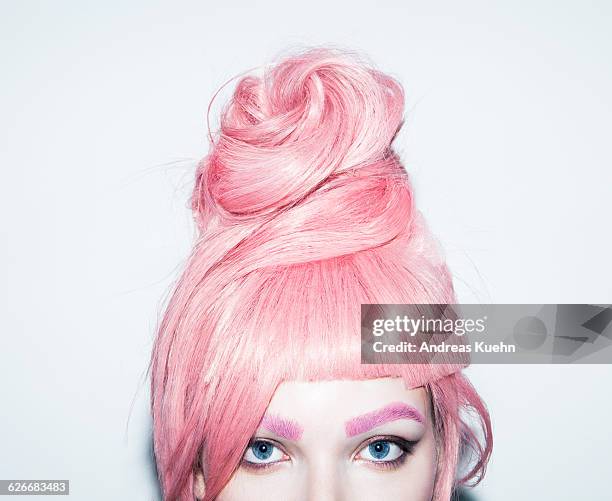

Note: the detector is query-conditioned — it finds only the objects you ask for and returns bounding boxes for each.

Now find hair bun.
[193,47,406,224]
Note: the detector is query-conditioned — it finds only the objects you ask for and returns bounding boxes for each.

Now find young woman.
[150,46,492,501]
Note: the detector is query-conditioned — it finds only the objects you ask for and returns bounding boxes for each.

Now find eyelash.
[241,439,289,472]
[240,436,416,472]
[354,435,416,471]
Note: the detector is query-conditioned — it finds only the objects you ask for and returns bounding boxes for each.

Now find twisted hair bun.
[192,47,417,265]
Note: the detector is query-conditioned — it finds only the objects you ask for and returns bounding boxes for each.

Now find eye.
[358,440,403,461]
[353,436,415,468]
[243,440,288,466]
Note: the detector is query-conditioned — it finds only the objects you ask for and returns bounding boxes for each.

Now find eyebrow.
[260,413,303,441]
[345,402,425,437]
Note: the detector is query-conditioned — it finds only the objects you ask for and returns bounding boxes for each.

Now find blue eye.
[369,440,391,459]
[252,442,273,460]
[357,439,405,463]
[243,440,286,465]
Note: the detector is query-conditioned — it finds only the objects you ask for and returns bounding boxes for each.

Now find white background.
[1,1,611,500]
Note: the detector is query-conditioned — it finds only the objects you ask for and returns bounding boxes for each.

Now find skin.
[194,377,438,501]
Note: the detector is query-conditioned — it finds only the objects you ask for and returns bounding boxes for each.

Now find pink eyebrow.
[260,414,303,441]
[345,402,425,437]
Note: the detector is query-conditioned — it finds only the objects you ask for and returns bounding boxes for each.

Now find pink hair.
[150,46,492,501]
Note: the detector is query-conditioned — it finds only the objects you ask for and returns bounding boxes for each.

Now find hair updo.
[151,46,492,501]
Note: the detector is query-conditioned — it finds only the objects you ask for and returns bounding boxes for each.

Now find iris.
[251,441,274,460]
[368,440,391,460]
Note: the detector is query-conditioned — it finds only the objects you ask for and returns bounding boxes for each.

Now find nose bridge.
[303,453,346,501]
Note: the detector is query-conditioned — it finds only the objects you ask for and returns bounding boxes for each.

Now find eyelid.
[246,437,291,459]
[351,434,417,461]
[241,437,294,473]
[249,436,287,448]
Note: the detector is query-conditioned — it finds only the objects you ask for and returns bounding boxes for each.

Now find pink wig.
[150,46,492,500]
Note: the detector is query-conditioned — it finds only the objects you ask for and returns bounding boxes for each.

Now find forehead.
[263,377,429,425]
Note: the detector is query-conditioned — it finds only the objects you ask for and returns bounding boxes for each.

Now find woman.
[150,46,492,501]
